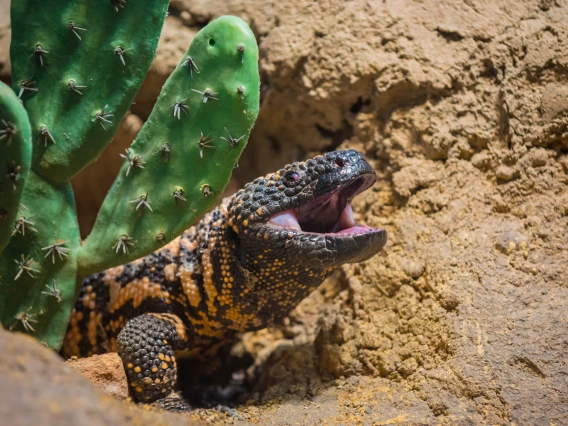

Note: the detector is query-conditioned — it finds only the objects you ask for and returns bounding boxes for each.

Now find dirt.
[2,0,568,424]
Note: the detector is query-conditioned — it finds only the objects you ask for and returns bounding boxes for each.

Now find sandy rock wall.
[1,0,567,424]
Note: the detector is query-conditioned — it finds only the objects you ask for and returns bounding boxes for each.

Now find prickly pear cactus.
[79,16,260,275]
[0,0,260,350]
[0,82,32,253]
[9,0,170,182]
[0,173,80,349]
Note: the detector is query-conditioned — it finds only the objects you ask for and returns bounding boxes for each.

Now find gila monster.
[61,150,387,403]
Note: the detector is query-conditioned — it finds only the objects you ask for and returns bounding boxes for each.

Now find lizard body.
[62,150,387,402]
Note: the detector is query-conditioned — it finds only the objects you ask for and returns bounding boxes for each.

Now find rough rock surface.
[2,0,568,424]
[67,353,129,400]
[0,328,197,426]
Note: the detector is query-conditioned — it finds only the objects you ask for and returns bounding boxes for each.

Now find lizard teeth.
[268,209,301,231]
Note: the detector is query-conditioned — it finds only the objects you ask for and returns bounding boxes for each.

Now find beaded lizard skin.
[61,150,387,403]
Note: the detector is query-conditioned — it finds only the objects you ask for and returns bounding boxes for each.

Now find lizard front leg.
[117,313,188,402]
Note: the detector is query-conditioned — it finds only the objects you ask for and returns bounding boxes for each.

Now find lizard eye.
[284,170,301,185]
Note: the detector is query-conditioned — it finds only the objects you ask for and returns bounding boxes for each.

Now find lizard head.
[228,150,387,269]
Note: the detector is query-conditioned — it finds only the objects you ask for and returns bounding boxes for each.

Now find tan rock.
[0,328,196,426]
[67,353,128,400]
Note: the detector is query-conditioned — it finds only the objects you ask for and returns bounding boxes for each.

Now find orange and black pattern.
[62,150,387,402]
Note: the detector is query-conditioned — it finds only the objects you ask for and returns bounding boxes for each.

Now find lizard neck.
[181,197,337,337]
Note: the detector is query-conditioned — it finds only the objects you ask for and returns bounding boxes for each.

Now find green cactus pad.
[78,16,260,275]
[9,0,169,182]
[0,82,32,253]
[0,171,80,349]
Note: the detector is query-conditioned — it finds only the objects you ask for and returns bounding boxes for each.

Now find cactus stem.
[119,148,145,176]
[0,119,17,146]
[5,161,22,190]
[14,254,39,280]
[12,214,38,236]
[128,192,153,212]
[152,142,170,162]
[197,132,215,158]
[201,184,212,197]
[41,240,70,264]
[180,56,199,77]
[67,22,87,40]
[18,78,38,98]
[29,44,48,67]
[172,186,187,206]
[38,124,56,147]
[113,234,135,254]
[155,231,165,242]
[168,99,189,119]
[110,0,127,12]
[94,105,114,130]
[42,280,62,303]
[237,43,245,63]
[67,79,87,95]
[192,88,219,103]
[220,127,245,148]
[114,46,131,66]
[10,310,38,333]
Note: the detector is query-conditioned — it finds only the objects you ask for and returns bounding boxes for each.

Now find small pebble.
[496,165,518,181]
[496,230,528,254]
[228,408,244,420]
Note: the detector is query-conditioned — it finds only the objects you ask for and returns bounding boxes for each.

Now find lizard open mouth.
[267,174,379,236]
[236,150,386,265]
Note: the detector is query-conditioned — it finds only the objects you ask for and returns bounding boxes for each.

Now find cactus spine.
[0,0,260,350]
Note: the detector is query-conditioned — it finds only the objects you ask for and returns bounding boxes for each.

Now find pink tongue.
[339,204,355,229]
[267,203,373,235]
[268,209,301,230]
